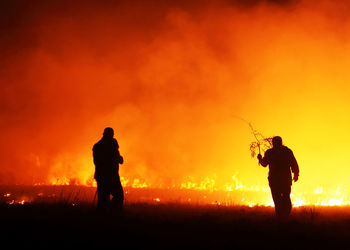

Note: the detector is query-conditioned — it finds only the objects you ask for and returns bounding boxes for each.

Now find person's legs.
[280,184,292,218]
[271,188,281,216]
[270,178,293,218]
[97,180,110,211]
[111,175,124,212]
[270,183,283,217]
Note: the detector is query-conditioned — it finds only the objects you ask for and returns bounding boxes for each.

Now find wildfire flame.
[2,0,350,208]
[39,173,350,207]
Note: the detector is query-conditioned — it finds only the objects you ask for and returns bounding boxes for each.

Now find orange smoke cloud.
[1,0,350,204]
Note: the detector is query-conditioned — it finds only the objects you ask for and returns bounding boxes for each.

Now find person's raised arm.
[257,152,269,167]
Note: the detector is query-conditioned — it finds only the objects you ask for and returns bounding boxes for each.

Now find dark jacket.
[259,145,299,184]
[92,137,123,181]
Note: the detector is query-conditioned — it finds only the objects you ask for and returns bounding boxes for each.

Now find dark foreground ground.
[1,202,350,249]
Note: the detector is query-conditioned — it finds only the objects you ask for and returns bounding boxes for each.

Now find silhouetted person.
[258,136,299,218]
[93,127,124,212]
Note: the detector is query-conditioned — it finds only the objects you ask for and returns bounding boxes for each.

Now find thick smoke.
[1,0,350,191]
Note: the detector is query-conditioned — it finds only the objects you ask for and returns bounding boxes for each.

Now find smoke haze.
[1,0,350,197]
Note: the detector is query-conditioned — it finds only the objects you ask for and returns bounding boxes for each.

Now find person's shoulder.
[265,148,273,153]
[283,145,293,153]
[265,148,272,154]
[93,139,102,150]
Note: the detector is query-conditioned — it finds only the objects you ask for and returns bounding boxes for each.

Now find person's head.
[272,136,282,147]
[103,127,114,138]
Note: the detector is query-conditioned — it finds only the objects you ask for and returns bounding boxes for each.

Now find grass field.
[1,186,350,249]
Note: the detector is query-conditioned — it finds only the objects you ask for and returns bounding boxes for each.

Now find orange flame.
[2,1,350,208]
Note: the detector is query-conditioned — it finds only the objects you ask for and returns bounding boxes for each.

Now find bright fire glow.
[42,174,350,207]
[1,1,350,207]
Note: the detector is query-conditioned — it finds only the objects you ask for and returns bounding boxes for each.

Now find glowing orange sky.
[1,0,350,204]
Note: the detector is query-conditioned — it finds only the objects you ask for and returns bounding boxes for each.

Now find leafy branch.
[248,123,272,158]
[232,115,273,158]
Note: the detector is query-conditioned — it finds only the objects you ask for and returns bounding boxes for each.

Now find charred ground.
[1,200,350,249]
